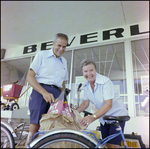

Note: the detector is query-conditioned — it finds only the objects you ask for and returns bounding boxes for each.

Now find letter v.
[67,36,76,46]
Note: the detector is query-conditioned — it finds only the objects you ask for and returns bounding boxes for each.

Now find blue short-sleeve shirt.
[83,73,128,125]
[30,49,68,88]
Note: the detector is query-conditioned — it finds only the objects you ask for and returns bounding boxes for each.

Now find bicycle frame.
[27,127,128,148]
[100,125,127,148]
[1,120,29,147]
[27,117,129,148]
[83,124,128,148]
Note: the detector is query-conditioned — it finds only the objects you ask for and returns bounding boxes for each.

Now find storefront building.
[1,21,149,145]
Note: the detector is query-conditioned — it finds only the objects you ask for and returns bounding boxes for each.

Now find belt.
[40,83,60,91]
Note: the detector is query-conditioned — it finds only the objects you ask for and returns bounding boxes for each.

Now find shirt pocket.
[59,67,66,80]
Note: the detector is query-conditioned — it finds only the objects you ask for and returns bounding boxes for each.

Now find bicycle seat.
[103,115,130,122]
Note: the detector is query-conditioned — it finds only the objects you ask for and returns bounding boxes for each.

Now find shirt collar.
[84,72,105,87]
[47,48,63,61]
[95,73,105,84]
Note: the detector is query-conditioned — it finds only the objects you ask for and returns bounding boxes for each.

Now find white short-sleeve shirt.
[30,49,68,88]
[83,73,128,125]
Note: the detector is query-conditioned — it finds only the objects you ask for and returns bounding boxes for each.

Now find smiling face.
[82,63,96,84]
[53,37,68,58]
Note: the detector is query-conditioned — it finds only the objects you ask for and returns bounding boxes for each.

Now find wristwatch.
[93,114,97,119]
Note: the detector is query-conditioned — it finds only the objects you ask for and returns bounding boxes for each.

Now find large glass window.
[70,42,127,113]
[1,58,31,86]
[131,38,149,117]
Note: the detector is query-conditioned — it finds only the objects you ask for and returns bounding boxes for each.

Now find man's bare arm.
[26,69,54,103]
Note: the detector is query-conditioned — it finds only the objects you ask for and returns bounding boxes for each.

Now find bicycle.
[1,86,130,148]
[1,110,130,148]
[1,123,15,148]
[1,120,29,148]
[26,115,130,148]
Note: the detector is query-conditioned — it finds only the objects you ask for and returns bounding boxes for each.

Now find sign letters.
[130,24,149,36]
[6,23,148,56]
[80,32,98,44]
[40,36,76,51]
[41,41,53,51]
[103,28,124,40]
[23,45,37,54]
[22,24,149,54]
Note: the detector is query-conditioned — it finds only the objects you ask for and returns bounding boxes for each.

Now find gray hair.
[54,33,69,42]
[80,58,97,70]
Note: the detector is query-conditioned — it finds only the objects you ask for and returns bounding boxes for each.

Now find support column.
[124,39,135,117]
[68,49,74,106]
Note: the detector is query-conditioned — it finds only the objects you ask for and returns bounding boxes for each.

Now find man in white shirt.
[25,33,69,147]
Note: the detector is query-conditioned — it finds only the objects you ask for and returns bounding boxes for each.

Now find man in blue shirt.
[77,58,128,148]
[25,33,69,146]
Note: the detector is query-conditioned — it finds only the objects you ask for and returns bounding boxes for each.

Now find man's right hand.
[42,91,55,103]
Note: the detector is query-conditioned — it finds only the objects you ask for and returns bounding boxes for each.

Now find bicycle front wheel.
[32,133,96,148]
[1,124,15,148]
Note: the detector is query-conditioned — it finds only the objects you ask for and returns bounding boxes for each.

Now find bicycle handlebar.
[83,111,93,117]
[77,83,82,91]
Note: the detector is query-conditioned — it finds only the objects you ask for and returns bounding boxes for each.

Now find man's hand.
[42,91,55,103]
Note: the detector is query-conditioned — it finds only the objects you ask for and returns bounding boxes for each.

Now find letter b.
[23,45,37,54]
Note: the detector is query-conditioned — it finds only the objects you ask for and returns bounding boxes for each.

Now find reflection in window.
[62,50,72,86]
[1,57,31,106]
[131,38,149,117]
[1,58,31,86]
